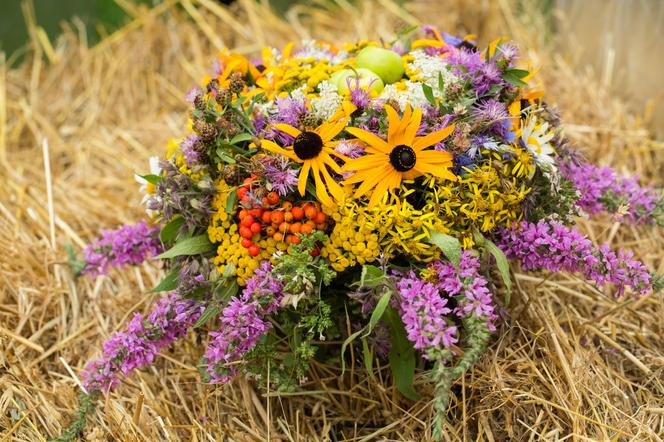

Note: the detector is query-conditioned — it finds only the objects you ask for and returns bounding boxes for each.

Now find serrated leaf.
[385,308,420,401]
[429,230,462,269]
[422,83,436,106]
[362,337,374,379]
[194,304,221,328]
[148,267,179,293]
[155,234,215,259]
[230,133,253,144]
[139,174,161,185]
[225,190,238,213]
[160,216,184,243]
[341,327,365,374]
[367,289,391,335]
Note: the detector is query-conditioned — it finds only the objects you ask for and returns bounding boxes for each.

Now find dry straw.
[1,0,663,440]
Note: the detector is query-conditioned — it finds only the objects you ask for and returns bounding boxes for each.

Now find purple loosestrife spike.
[82,293,203,392]
[561,161,662,224]
[205,262,285,383]
[82,221,162,278]
[497,220,652,296]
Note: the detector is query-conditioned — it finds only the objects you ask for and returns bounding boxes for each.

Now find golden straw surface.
[0,0,662,440]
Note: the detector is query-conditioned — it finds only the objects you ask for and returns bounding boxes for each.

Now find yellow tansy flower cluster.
[166,137,204,182]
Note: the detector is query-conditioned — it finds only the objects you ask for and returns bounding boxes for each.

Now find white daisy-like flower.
[135,156,161,217]
[378,81,430,111]
[519,116,556,171]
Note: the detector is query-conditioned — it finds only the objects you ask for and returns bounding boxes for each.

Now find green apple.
[355,46,405,84]
[333,68,384,95]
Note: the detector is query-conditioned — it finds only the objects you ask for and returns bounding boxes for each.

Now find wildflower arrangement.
[64,26,664,439]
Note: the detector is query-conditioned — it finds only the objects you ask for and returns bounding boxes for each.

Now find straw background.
[1,0,663,440]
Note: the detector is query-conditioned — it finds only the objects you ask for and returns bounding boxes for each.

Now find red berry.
[262,211,272,223]
[241,238,252,248]
[267,192,279,205]
[238,209,248,220]
[237,187,248,198]
[315,212,327,223]
[239,226,253,239]
[271,211,284,225]
[305,206,318,220]
[248,245,260,256]
[249,208,264,218]
[240,215,254,227]
[281,201,293,211]
[291,206,304,220]
[250,222,262,234]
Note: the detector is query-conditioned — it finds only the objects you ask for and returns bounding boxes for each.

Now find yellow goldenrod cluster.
[271,58,345,95]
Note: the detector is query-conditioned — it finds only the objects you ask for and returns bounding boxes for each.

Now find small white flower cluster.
[379,81,430,111]
[407,49,460,99]
[294,40,347,65]
[311,80,343,120]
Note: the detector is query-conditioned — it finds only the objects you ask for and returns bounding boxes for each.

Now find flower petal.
[412,125,455,151]
[273,123,301,138]
[261,139,299,161]
[298,160,311,196]
[346,127,391,153]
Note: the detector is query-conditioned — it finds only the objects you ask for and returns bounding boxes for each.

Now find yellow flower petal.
[310,160,333,206]
[298,161,311,196]
[346,127,391,154]
[412,125,455,151]
[272,123,301,138]
[261,139,299,161]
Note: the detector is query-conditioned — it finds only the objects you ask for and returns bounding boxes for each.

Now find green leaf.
[505,68,529,78]
[503,70,528,87]
[367,289,391,334]
[230,133,253,144]
[215,280,239,301]
[385,308,420,401]
[429,230,462,268]
[148,267,179,293]
[155,234,215,259]
[421,83,436,106]
[216,148,236,164]
[139,174,161,185]
[437,71,445,92]
[362,337,374,379]
[473,229,512,305]
[194,304,221,328]
[160,216,184,243]
[359,264,385,287]
[225,189,238,213]
[341,327,365,374]
[64,244,86,278]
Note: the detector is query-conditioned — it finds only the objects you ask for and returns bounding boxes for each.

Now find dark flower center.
[390,145,417,172]
[293,131,323,160]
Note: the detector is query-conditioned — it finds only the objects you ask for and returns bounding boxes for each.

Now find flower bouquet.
[63,25,663,439]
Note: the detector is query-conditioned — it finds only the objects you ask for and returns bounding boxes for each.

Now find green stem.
[49,390,99,442]
[432,316,491,441]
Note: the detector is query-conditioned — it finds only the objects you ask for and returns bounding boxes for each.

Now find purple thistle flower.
[561,161,661,224]
[185,87,202,104]
[334,140,365,159]
[496,220,652,297]
[82,293,203,391]
[82,221,162,278]
[180,134,201,167]
[262,155,299,196]
[205,262,285,383]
